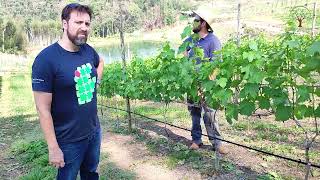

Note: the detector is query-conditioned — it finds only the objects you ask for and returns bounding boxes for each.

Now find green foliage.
[0,20,27,53]
[100,26,320,124]
[0,18,4,49]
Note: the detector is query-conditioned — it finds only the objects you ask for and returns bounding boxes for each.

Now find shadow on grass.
[0,114,39,144]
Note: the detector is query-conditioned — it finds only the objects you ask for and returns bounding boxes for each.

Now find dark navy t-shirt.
[32,42,100,143]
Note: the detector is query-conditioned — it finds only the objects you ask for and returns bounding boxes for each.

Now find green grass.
[19,166,56,180]
[256,131,289,142]
[221,161,237,172]
[231,120,316,145]
[0,74,55,179]
[10,140,56,180]
[229,119,320,166]
[99,97,191,128]
[0,75,39,145]
[1,75,35,116]
[11,140,48,164]
[134,106,163,116]
[257,172,283,180]
[232,121,302,135]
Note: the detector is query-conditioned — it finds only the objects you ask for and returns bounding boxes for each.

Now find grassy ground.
[0,74,42,179]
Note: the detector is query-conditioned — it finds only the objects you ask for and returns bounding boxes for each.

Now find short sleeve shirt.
[184,32,221,64]
[32,42,100,143]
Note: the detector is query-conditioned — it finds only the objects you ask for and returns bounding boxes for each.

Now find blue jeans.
[57,128,101,180]
[188,102,222,148]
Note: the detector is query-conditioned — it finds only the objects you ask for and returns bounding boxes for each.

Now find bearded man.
[184,7,227,154]
[32,3,104,180]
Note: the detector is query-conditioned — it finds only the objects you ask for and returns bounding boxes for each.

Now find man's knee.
[190,107,201,116]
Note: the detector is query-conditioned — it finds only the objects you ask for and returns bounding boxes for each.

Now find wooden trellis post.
[119,3,132,132]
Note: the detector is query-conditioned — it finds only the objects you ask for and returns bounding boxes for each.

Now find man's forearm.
[97,58,104,80]
[38,111,59,149]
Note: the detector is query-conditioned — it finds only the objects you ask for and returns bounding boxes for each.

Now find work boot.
[216,145,228,154]
[189,142,203,150]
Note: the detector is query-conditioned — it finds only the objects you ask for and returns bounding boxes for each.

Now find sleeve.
[31,55,54,93]
[209,37,222,62]
[92,48,100,68]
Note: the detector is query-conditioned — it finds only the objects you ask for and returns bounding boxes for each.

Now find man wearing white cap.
[184,7,227,154]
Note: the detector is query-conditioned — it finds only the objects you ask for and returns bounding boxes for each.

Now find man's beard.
[67,29,88,46]
[192,27,200,33]
[192,24,201,33]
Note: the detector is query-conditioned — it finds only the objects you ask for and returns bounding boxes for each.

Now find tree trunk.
[312,2,317,37]
[2,29,5,52]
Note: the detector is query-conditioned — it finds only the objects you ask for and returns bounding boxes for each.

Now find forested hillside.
[0,0,194,53]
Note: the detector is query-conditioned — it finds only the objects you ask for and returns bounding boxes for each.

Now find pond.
[95,41,163,64]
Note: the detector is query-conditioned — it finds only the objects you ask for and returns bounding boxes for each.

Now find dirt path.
[101,131,202,180]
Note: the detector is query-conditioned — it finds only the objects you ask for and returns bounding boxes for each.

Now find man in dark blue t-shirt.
[184,7,227,155]
[32,3,104,180]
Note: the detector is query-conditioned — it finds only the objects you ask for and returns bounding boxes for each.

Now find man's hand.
[183,50,189,57]
[49,146,65,168]
[209,69,219,80]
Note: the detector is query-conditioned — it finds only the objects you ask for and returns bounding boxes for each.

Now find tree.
[0,0,195,52]
[0,18,4,52]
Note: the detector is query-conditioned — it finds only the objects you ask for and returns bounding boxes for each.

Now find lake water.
[95,41,162,64]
